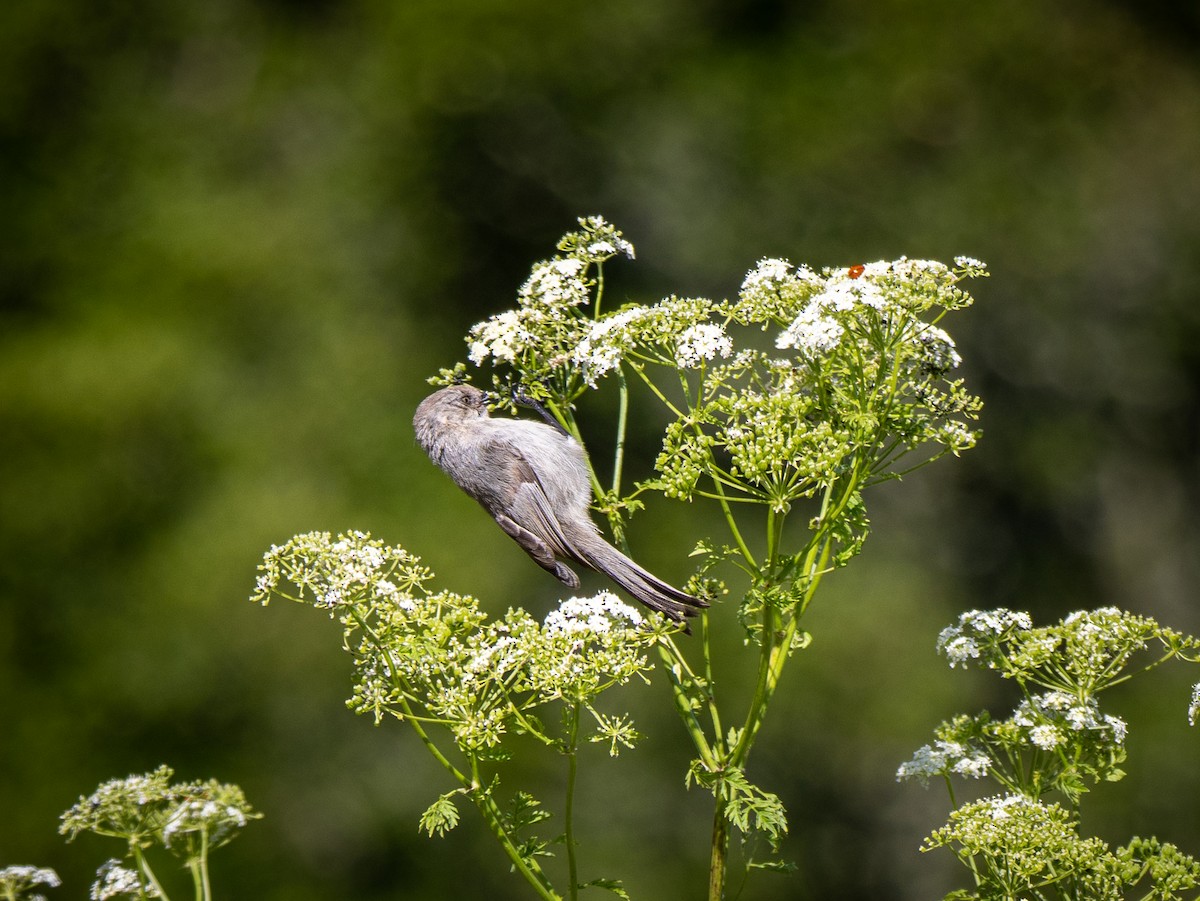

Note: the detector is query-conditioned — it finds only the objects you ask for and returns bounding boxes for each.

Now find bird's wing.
[478,436,579,559]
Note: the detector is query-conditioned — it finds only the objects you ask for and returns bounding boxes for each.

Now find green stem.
[701,613,725,753]
[626,359,685,418]
[612,370,629,497]
[195,829,212,901]
[708,800,730,901]
[133,846,171,901]
[730,509,786,766]
[657,641,719,769]
[402,697,561,901]
[470,757,563,901]
[711,474,757,569]
[565,703,582,901]
[594,262,606,317]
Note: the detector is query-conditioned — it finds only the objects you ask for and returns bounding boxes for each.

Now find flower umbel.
[0,866,61,901]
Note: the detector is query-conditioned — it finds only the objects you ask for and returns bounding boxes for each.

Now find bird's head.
[413,384,492,445]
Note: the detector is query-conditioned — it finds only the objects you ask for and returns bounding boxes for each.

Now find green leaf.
[418,792,461,837]
[581,877,632,899]
[502,792,553,833]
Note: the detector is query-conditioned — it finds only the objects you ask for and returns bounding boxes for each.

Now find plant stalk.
[708,799,730,901]
[565,703,582,901]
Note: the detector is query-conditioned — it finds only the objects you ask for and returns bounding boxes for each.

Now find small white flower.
[519,258,589,308]
[1189,682,1200,726]
[741,257,794,292]
[986,794,1029,821]
[468,310,529,365]
[1028,724,1063,750]
[676,323,733,368]
[544,592,643,635]
[776,308,844,356]
[91,860,150,900]
[1066,705,1097,731]
[1104,714,1127,744]
[951,753,992,778]
[936,630,980,668]
[897,739,988,783]
[572,306,650,382]
[896,743,946,782]
[1038,691,1074,711]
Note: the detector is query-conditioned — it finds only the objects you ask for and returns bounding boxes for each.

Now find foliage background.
[3,1,1200,898]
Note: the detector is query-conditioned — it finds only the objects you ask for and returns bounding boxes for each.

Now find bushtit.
[413,384,707,625]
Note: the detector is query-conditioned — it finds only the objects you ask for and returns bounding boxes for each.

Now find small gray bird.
[413,384,707,624]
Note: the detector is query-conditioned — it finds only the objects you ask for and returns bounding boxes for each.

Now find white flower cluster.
[733,256,979,366]
[936,608,1033,668]
[572,306,652,381]
[251,530,429,617]
[570,295,720,384]
[1190,682,1200,726]
[981,793,1032,821]
[465,216,634,374]
[916,324,962,373]
[675,323,733,368]
[162,796,250,849]
[897,739,991,784]
[544,591,643,635]
[469,309,527,366]
[91,860,154,900]
[775,306,844,355]
[60,766,259,875]
[518,257,589,308]
[0,865,61,901]
[1012,691,1127,750]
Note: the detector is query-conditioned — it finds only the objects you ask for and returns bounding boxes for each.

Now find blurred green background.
[4,0,1200,898]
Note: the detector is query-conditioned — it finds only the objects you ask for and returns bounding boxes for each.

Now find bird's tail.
[573,535,708,625]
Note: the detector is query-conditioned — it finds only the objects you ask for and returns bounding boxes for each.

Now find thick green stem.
[612,370,629,497]
[657,640,719,769]
[192,829,212,901]
[708,800,730,901]
[564,704,582,901]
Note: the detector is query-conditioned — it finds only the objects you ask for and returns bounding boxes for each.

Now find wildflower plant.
[254,217,987,899]
[58,766,259,901]
[900,607,1200,900]
[253,531,666,900]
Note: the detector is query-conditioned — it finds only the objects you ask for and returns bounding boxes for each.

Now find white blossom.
[939,634,981,667]
[544,592,643,635]
[519,258,589,308]
[469,309,528,365]
[675,323,733,368]
[1029,724,1064,750]
[985,793,1030,821]
[776,307,844,355]
[91,860,152,900]
[897,739,989,784]
[1104,714,1127,744]
[572,306,649,380]
[916,324,962,372]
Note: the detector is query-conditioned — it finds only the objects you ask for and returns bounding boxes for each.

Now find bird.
[413,384,707,625]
